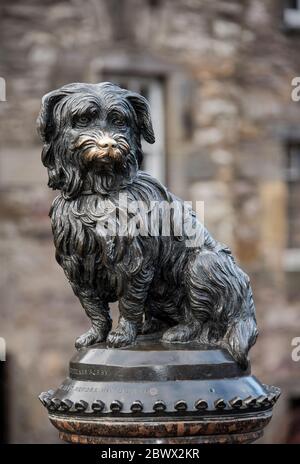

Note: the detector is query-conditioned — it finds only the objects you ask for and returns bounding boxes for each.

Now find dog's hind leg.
[72,287,112,349]
[162,317,201,343]
[166,248,258,368]
[161,257,204,344]
[161,288,202,343]
[162,250,222,344]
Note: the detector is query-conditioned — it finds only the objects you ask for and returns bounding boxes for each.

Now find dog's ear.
[37,89,68,170]
[36,88,72,192]
[37,83,89,147]
[126,92,155,144]
[37,89,68,144]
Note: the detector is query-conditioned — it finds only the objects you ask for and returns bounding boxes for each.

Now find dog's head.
[37,82,155,198]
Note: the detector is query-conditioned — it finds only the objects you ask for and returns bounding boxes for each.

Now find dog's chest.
[49,193,144,269]
[50,195,106,258]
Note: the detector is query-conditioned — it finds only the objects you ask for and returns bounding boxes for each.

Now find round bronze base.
[40,336,280,444]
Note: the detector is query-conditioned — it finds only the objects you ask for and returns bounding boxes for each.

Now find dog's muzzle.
[74,132,130,163]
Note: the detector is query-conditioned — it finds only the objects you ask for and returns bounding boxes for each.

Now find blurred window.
[284,142,300,300]
[284,0,300,29]
[102,73,166,183]
[286,143,300,249]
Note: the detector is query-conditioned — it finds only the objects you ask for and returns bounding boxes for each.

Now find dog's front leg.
[73,287,112,349]
[107,267,154,348]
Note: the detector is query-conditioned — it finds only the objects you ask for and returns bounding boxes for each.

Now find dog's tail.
[222,281,258,369]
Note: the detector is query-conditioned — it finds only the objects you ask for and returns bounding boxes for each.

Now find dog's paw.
[107,331,132,348]
[75,327,106,349]
[107,319,137,348]
[162,322,200,343]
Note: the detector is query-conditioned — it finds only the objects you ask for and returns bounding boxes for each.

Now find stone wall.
[0,0,300,443]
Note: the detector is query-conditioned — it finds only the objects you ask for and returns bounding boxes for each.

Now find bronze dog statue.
[37,82,257,368]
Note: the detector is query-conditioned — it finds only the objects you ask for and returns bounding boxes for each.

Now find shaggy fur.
[37,82,258,368]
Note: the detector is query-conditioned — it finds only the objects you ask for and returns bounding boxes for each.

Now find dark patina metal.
[37,82,280,443]
[36,82,258,368]
[39,335,280,443]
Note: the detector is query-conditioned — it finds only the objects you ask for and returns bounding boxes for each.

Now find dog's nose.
[98,137,117,149]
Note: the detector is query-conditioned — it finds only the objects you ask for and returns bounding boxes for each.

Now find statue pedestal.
[39,335,280,444]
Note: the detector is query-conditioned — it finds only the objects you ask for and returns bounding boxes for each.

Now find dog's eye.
[73,115,91,127]
[110,112,125,127]
[78,116,90,125]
